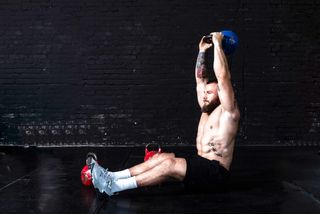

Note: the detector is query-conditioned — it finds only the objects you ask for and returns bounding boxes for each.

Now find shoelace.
[91,163,113,194]
[103,169,112,189]
[97,168,112,190]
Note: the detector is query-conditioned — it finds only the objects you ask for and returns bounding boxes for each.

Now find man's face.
[202,83,219,113]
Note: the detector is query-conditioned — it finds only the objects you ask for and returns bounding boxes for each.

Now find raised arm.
[211,32,237,114]
[195,37,212,108]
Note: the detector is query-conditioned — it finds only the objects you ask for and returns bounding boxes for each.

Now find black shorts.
[183,155,230,191]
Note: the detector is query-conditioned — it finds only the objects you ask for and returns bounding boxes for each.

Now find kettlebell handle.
[203,30,238,55]
[145,143,161,154]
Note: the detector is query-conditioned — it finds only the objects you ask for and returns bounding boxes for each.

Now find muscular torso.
[196,105,240,170]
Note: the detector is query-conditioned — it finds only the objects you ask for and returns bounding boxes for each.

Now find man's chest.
[198,107,222,136]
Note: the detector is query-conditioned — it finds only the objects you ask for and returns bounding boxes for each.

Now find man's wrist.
[199,49,206,53]
[213,42,222,49]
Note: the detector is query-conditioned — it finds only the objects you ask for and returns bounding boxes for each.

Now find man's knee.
[160,152,175,159]
[153,152,175,160]
[161,158,186,180]
[163,157,176,166]
[159,158,176,174]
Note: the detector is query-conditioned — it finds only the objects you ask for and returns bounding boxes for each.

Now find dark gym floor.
[1,146,320,214]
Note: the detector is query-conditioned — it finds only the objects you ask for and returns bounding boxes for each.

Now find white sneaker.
[91,160,114,196]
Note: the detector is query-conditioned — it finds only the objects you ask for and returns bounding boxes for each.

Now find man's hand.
[199,36,213,52]
[210,32,224,46]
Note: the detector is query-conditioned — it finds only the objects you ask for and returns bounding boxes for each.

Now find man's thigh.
[170,157,187,181]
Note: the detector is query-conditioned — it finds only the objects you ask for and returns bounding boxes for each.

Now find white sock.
[111,176,138,193]
[110,169,131,180]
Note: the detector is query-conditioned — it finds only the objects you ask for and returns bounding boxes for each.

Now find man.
[90,32,240,196]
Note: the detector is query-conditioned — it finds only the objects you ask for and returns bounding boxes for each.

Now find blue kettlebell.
[221,30,239,55]
[203,30,239,55]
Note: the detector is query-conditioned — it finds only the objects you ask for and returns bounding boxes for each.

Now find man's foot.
[90,160,114,196]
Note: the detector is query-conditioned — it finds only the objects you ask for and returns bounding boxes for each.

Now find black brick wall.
[0,0,319,146]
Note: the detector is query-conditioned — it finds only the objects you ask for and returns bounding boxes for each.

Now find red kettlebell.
[144,143,161,161]
[81,165,92,186]
[81,152,98,186]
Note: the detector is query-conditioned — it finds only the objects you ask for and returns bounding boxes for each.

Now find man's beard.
[201,101,219,113]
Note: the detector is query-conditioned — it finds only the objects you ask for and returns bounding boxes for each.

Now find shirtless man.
[90,32,240,196]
